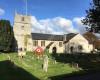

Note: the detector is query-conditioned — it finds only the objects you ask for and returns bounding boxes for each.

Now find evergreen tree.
[0,20,14,52]
[82,0,100,33]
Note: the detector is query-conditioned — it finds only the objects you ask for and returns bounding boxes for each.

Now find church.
[13,13,93,53]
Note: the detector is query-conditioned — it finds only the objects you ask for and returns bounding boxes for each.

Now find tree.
[82,0,100,33]
[0,20,14,52]
[83,32,98,50]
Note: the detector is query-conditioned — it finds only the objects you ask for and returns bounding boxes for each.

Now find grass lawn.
[0,52,79,80]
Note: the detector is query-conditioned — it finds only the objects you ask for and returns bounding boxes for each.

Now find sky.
[0,0,92,34]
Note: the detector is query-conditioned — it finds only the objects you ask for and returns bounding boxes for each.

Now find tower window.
[22,17,24,21]
[21,26,24,29]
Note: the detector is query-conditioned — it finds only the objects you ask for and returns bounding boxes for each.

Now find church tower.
[13,13,33,51]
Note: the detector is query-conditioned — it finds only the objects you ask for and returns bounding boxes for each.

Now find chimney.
[64,34,67,41]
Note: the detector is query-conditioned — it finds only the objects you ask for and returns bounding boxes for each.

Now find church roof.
[64,33,78,43]
[31,33,63,41]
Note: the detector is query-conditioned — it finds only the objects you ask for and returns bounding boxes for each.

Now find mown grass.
[0,52,78,80]
[1,52,100,80]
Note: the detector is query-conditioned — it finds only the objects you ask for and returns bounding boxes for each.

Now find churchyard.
[0,52,100,80]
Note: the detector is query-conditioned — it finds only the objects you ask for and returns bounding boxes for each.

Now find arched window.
[78,45,83,50]
[70,46,74,53]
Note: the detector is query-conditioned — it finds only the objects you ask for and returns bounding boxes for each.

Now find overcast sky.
[0,0,92,34]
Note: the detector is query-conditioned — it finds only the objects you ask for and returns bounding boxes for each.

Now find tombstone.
[18,48,26,58]
[71,62,79,69]
[74,63,79,69]
[7,55,11,60]
[43,55,49,72]
[54,60,56,64]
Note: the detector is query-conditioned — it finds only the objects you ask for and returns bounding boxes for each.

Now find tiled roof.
[64,33,78,43]
[31,33,63,41]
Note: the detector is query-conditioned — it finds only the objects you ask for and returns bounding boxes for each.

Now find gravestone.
[43,55,49,72]
[18,48,26,58]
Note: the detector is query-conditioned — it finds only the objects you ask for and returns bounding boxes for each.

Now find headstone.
[18,48,26,58]
[43,55,49,72]
[7,55,11,60]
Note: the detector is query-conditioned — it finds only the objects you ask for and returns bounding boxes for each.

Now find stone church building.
[13,13,64,53]
[13,14,93,53]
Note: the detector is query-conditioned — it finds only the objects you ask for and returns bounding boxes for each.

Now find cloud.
[31,16,47,33]
[51,17,76,33]
[94,33,100,39]
[31,16,88,35]
[31,17,77,34]
[73,17,87,34]
[0,8,5,16]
